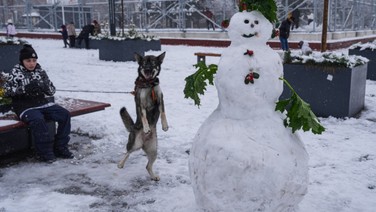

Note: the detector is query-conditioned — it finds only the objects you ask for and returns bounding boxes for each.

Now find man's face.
[22,58,37,71]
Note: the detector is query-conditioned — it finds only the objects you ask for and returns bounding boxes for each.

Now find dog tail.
[120,107,134,132]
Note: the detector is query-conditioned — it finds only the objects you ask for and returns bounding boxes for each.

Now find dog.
[117,52,168,181]
[298,40,312,56]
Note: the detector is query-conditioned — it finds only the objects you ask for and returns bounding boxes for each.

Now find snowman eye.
[254,20,259,25]
[244,19,250,24]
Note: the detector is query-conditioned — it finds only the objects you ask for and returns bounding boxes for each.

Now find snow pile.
[286,51,369,68]
[0,36,27,45]
[90,25,159,41]
[349,40,376,51]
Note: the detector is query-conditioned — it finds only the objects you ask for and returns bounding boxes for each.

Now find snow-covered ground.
[0,38,375,212]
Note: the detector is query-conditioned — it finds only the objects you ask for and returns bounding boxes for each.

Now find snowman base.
[189,114,308,212]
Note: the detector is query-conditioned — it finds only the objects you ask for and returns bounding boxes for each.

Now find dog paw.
[162,125,169,131]
[151,175,160,181]
[117,163,124,169]
[143,128,151,134]
[161,118,168,131]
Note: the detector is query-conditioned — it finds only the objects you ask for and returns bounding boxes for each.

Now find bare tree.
[321,0,329,52]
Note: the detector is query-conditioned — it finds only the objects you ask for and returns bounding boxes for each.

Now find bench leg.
[197,56,206,64]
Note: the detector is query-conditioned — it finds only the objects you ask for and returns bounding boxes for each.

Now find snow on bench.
[194,52,222,64]
[0,97,111,156]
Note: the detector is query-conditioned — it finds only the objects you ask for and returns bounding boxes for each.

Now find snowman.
[189,10,309,212]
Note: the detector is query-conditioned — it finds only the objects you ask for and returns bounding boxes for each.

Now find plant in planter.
[0,92,12,112]
[0,37,28,73]
[349,40,376,80]
[0,38,28,111]
[280,50,369,118]
[0,74,12,112]
[91,24,161,62]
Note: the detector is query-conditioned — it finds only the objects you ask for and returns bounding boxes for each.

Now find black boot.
[54,146,74,159]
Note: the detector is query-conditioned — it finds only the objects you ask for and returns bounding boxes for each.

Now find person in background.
[279,16,294,51]
[67,21,76,48]
[203,8,215,31]
[291,9,300,30]
[59,24,69,48]
[307,12,314,25]
[93,20,101,36]
[6,19,17,39]
[76,22,94,49]
[3,44,73,163]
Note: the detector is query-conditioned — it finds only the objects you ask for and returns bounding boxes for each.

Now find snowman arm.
[275,77,325,134]
[184,63,218,107]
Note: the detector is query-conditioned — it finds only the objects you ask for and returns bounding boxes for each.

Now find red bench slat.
[57,98,111,117]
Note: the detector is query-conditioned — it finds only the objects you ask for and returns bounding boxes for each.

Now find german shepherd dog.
[117,52,168,181]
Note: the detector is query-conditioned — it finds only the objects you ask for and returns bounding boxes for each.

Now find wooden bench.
[0,97,111,156]
[194,52,222,64]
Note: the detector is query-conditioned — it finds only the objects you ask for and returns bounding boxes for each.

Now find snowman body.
[189,11,309,212]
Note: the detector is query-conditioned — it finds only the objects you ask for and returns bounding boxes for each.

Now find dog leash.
[57,78,159,95]
[56,89,134,94]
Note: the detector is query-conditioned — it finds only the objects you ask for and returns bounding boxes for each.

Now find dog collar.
[134,77,159,89]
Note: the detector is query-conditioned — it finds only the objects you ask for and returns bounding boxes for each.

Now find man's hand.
[24,81,43,97]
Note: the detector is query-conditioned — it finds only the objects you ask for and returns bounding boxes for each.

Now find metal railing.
[1,0,375,32]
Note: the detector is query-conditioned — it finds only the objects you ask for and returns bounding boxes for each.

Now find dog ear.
[134,52,143,63]
[157,52,166,64]
[298,41,304,48]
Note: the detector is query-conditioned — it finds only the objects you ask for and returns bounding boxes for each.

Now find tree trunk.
[121,0,125,36]
[108,0,116,36]
[321,0,329,52]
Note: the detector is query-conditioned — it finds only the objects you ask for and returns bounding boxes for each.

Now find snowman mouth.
[242,32,257,38]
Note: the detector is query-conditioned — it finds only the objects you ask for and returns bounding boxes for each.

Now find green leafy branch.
[0,79,12,106]
[275,77,325,134]
[183,62,218,106]
[239,0,278,23]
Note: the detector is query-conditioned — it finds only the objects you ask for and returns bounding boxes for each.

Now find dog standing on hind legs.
[118,52,168,181]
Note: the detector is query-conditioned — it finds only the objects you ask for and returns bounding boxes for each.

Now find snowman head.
[228,11,272,46]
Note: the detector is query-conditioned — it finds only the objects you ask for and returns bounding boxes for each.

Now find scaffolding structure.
[278,0,376,31]
[1,0,376,32]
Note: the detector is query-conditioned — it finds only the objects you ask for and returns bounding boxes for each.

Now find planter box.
[280,64,368,118]
[0,121,56,156]
[99,39,144,62]
[0,104,11,113]
[0,102,55,157]
[89,39,101,49]
[0,125,32,156]
[98,39,161,62]
[144,39,161,51]
[0,96,54,156]
[349,48,376,80]
[75,38,101,49]
[0,44,23,73]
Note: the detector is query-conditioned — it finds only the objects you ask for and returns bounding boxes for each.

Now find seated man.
[3,44,73,163]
